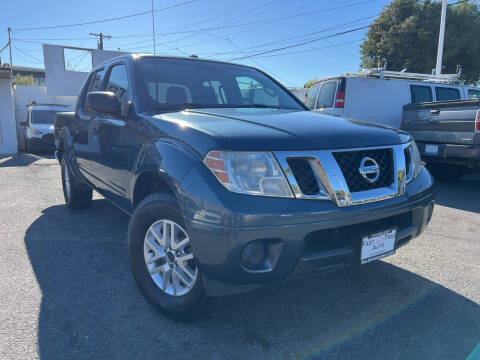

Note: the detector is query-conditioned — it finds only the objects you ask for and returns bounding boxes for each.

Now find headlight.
[406,140,423,183]
[204,151,293,198]
[30,127,44,135]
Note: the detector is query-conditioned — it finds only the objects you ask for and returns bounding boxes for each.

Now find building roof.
[12,66,45,74]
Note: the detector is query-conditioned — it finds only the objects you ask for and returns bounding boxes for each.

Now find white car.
[305,70,480,128]
[21,103,70,153]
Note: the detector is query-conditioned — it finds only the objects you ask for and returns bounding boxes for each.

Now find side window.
[315,82,336,109]
[236,76,279,106]
[305,83,320,109]
[82,68,106,113]
[106,64,130,116]
[435,87,460,101]
[468,89,480,99]
[410,85,432,104]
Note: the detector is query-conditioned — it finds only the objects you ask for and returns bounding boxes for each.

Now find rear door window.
[468,88,480,99]
[305,83,320,109]
[410,85,432,104]
[435,87,460,101]
[315,81,337,109]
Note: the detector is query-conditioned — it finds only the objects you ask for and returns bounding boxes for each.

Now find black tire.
[128,193,206,317]
[427,163,468,182]
[61,158,93,209]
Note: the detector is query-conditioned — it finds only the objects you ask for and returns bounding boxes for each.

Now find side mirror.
[87,91,121,116]
[20,121,27,126]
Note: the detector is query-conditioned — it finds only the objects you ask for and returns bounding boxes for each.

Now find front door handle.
[430,109,440,116]
[95,116,126,127]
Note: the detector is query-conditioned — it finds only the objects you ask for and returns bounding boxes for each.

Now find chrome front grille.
[333,148,394,192]
[274,144,409,207]
[286,158,320,195]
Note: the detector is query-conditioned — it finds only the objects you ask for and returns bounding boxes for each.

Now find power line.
[0,41,9,54]
[12,0,199,31]
[247,39,364,59]
[229,25,371,61]
[13,46,44,64]
[199,16,377,58]
[151,0,377,37]
[447,0,470,6]
[246,15,378,50]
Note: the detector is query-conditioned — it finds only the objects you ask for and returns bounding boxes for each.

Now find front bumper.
[27,133,56,150]
[180,165,435,295]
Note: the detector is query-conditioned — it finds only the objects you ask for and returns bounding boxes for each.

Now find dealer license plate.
[425,144,438,155]
[361,229,396,265]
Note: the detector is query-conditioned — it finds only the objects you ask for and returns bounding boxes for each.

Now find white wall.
[14,85,77,150]
[43,44,126,97]
[0,78,18,155]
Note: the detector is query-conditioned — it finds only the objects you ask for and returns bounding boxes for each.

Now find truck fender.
[58,127,86,185]
[130,139,202,212]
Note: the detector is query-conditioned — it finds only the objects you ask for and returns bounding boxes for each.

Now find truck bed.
[401,99,480,166]
[54,111,75,142]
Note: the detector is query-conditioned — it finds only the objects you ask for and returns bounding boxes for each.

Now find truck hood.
[150,108,410,152]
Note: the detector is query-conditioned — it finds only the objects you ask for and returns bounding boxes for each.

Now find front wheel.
[128,193,206,316]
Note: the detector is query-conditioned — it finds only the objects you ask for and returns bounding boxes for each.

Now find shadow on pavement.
[0,153,55,168]
[25,200,480,360]
[434,172,480,214]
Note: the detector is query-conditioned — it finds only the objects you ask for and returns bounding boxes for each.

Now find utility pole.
[435,0,447,76]
[151,0,156,55]
[89,32,111,50]
[7,27,13,77]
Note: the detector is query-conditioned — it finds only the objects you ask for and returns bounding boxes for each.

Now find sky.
[0,0,406,86]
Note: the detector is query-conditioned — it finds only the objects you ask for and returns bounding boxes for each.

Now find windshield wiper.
[235,104,299,110]
[155,103,232,111]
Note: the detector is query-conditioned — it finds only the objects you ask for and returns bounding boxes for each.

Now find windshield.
[30,110,58,125]
[136,58,304,113]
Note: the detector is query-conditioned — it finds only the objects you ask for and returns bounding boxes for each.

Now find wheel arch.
[130,140,202,211]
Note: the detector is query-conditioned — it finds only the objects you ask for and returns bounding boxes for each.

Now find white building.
[0,66,18,155]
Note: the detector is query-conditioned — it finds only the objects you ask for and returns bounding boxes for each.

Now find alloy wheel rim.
[143,219,197,296]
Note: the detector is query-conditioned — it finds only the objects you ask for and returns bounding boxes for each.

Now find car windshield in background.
[136,58,303,113]
[30,110,58,124]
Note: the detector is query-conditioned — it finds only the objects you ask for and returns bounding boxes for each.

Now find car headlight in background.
[204,151,293,198]
[406,140,423,183]
[29,127,44,135]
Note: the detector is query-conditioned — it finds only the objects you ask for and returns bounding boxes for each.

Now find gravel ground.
[0,153,479,360]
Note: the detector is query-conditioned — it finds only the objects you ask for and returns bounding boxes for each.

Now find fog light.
[241,241,265,269]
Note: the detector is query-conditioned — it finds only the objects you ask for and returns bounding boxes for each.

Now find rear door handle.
[430,109,440,116]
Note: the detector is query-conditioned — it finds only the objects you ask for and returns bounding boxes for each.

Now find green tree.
[360,0,480,84]
[14,74,39,86]
[304,78,319,88]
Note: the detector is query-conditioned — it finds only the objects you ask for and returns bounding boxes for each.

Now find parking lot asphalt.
[0,153,479,360]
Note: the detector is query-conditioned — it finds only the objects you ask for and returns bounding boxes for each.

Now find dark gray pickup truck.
[402,99,480,181]
[55,54,434,315]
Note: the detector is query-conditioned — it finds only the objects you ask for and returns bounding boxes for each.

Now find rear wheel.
[427,163,468,182]
[61,158,92,209]
[128,193,206,316]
